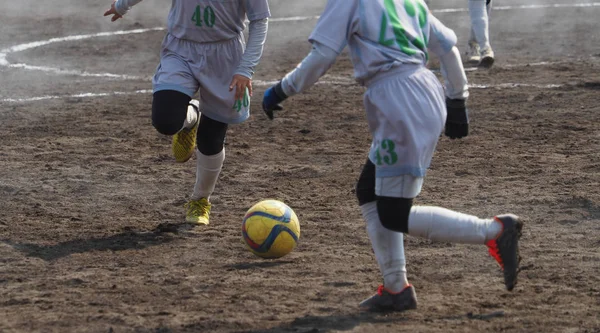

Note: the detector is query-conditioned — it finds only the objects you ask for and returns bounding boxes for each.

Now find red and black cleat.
[359,285,418,313]
[486,214,523,291]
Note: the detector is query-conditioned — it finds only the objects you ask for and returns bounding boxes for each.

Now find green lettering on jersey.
[379,0,429,57]
[192,5,216,28]
[204,6,216,27]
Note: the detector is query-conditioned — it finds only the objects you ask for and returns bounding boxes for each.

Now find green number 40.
[192,5,216,27]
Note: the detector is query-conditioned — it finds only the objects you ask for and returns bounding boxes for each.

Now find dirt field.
[1,1,599,332]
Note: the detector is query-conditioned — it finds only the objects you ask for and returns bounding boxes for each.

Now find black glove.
[262,82,288,120]
[445,98,469,139]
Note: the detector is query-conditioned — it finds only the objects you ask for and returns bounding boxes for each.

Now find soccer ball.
[242,199,300,259]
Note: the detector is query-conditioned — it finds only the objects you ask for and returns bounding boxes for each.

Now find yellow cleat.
[172,100,200,163]
[185,198,211,225]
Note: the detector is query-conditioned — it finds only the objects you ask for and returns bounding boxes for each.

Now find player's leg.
[185,34,249,225]
[468,0,495,68]
[185,115,228,225]
[356,159,418,313]
[152,91,200,163]
[467,27,481,64]
[374,69,521,291]
[152,37,201,163]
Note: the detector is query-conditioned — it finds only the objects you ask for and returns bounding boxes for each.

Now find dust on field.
[1,0,599,332]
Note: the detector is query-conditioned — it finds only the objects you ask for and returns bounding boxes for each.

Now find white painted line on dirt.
[6,63,148,80]
[432,2,600,13]
[0,90,153,103]
[1,2,597,79]
[270,16,321,22]
[0,28,162,80]
[1,81,566,104]
[0,2,593,103]
[469,83,564,89]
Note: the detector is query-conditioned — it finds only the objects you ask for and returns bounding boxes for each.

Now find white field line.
[0,2,595,103]
[0,80,566,104]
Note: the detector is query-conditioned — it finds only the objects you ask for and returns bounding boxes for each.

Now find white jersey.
[116,0,271,43]
[167,0,270,43]
[309,0,457,84]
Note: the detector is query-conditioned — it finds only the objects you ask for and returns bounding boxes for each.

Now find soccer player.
[262,0,522,312]
[466,0,494,67]
[104,0,271,225]
[425,0,494,67]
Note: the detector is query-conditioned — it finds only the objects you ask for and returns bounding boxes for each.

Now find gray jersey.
[309,0,456,84]
[167,0,270,43]
[115,0,270,43]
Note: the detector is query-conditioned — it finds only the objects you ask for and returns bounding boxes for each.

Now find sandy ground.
[1,0,599,332]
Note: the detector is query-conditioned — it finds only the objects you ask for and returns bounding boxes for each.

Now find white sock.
[182,103,199,130]
[361,202,409,293]
[408,206,502,244]
[191,149,225,200]
[469,0,491,50]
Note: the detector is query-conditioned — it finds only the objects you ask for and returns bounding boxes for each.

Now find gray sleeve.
[234,19,268,79]
[280,42,339,97]
[439,47,469,100]
[115,0,144,16]
[428,15,458,57]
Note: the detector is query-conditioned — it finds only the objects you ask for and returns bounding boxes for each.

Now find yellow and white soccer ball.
[242,199,300,259]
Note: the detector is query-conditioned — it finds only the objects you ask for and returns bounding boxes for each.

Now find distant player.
[467,0,494,67]
[104,0,270,225]
[262,0,522,312]
[426,0,494,67]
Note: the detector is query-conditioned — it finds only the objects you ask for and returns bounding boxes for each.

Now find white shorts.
[376,174,424,198]
[153,33,250,124]
[363,66,446,197]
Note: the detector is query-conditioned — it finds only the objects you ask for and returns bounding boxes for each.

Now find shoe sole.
[468,56,481,65]
[479,56,495,69]
[359,286,418,313]
[495,215,523,291]
[175,149,194,163]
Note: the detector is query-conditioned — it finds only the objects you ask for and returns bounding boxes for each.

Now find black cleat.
[486,214,523,291]
[359,285,418,313]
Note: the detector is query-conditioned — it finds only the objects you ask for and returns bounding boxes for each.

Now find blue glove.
[445,98,469,139]
[262,82,288,120]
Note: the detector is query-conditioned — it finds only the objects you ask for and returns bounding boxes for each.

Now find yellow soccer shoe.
[172,100,200,163]
[185,198,212,225]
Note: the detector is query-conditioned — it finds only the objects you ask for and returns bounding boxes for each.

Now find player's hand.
[104,1,123,22]
[262,82,287,120]
[230,74,252,102]
[445,98,469,139]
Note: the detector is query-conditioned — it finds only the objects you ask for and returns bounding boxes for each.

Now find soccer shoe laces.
[185,199,210,217]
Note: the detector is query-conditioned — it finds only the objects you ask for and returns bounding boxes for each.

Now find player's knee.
[151,90,190,135]
[377,197,413,233]
[356,159,376,205]
[196,115,228,156]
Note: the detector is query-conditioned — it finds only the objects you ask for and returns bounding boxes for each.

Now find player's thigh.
[196,36,249,124]
[152,50,199,98]
[364,69,445,183]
